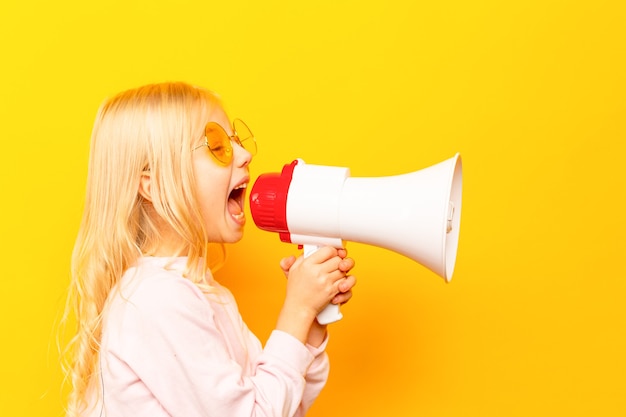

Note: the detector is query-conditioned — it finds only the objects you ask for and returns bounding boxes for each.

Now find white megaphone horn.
[249,153,463,324]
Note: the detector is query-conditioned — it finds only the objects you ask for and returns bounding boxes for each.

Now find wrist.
[276,305,316,344]
[307,320,327,347]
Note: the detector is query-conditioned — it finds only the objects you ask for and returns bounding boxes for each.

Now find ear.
[138,172,153,202]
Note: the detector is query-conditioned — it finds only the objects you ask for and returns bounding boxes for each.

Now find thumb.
[279,255,297,277]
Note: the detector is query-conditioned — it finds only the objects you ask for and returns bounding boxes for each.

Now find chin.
[222,228,245,244]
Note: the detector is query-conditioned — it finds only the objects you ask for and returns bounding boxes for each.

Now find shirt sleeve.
[100,272,328,417]
[297,338,330,416]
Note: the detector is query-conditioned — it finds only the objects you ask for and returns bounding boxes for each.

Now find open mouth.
[228,182,247,221]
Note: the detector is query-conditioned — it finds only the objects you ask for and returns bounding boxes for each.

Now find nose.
[232,140,253,167]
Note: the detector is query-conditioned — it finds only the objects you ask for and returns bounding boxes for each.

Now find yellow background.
[1,1,624,416]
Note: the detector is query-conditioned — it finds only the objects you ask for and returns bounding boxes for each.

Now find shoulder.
[101,258,227,358]
[107,257,213,324]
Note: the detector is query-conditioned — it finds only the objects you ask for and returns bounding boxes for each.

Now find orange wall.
[1,1,624,416]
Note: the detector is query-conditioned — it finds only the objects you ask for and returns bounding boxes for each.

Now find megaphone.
[249,153,463,324]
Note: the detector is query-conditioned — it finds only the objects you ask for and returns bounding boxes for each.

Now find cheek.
[194,167,229,213]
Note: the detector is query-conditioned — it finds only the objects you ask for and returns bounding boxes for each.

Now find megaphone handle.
[317,303,343,325]
[303,244,344,325]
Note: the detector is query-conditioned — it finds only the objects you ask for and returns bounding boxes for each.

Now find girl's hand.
[279,247,356,308]
[279,255,297,278]
[329,248,356,306]
[277,247,357,344]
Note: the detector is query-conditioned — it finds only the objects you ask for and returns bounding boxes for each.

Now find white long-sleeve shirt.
[89,256,329,417]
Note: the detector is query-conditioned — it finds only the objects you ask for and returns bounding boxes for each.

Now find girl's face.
[192,108,253,244]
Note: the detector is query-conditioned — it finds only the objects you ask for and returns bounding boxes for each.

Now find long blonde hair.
[64,82,224,416]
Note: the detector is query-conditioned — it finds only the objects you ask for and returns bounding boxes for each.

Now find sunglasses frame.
[193,118,256,165]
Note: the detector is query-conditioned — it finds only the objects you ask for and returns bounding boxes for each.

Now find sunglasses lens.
[205,123,233,164]
[233,119,257,156]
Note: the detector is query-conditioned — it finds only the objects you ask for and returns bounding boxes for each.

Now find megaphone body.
[249,154,463,324]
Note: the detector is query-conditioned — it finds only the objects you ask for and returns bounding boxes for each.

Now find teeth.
[234,183,247,190]
[232,212,244,220]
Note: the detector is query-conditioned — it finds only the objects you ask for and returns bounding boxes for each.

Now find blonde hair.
[64,82,225,416]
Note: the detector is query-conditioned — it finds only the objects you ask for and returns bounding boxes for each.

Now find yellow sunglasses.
[193,119,257,165]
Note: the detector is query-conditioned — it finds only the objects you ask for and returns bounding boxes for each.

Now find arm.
[101,271,319,417]
[278,247,356,416]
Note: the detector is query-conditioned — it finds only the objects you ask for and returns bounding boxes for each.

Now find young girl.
[64,81,356,417]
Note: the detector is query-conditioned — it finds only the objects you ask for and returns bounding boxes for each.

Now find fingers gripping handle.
[303,244,344,325]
